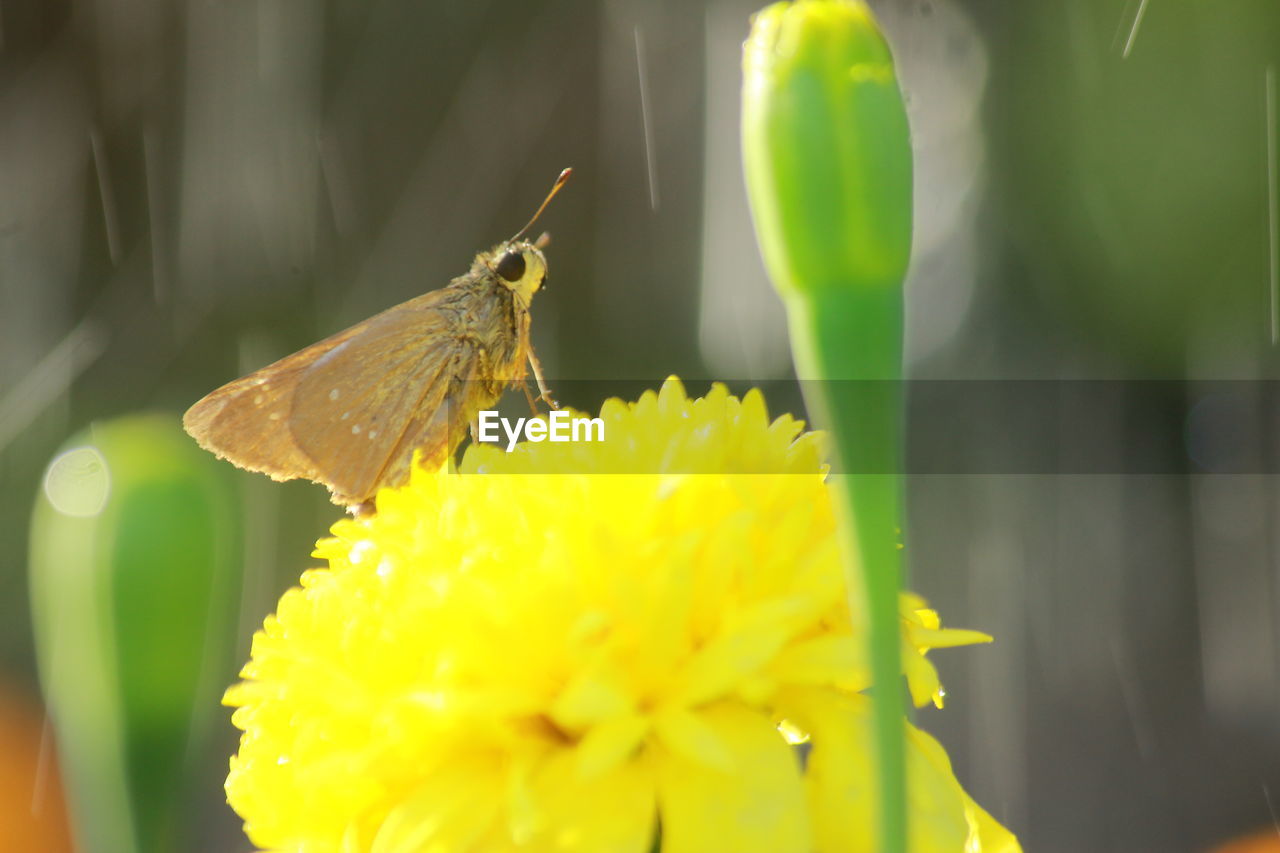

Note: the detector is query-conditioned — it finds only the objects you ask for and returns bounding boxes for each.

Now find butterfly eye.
[495,251,526,282]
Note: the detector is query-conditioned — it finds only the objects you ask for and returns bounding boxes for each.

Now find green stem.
[788,287,905,853]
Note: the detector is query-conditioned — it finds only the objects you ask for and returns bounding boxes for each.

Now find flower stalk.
[742,2,913,851]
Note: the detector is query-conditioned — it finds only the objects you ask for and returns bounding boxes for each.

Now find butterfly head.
[486,167,568,307]
[488,241,547,307]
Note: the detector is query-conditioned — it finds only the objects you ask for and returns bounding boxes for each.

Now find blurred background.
[2,0,1280,850]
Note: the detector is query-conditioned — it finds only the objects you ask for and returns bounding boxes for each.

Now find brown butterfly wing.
[289,291,487,504]
[302,341,498,503]
[182,322,374,486]
[183,288,484,505]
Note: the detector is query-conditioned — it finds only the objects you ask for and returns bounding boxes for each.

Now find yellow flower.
[224,378,1020,853]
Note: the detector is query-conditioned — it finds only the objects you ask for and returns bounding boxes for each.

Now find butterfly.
[183,169,570,513]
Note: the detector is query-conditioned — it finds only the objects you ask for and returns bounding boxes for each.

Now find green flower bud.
[30,414,242,853]
[743,0,912,298]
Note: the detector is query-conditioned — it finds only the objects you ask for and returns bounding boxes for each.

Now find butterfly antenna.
[511,168,572,243]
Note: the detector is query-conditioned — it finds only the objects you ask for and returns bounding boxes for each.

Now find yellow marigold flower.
[224,378,1020,853]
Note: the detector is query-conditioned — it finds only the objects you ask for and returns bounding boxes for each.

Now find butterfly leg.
[527,346,558,410]
[521,379,541,417]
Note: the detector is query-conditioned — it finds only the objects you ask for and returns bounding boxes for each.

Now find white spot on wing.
[329,389,340,401]
[341,411,350,420]
[254,394,263,405]
[352,425,361,434]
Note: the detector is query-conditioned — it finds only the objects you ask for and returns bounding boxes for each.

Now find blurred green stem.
[790,288,905,853]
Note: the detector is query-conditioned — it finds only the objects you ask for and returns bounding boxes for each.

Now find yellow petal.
[903,650,945,709]
[908,625,993,650]
[907,725,1022,853]
[667,624,791,707]
[654,707,734,771]
[787,690,991,853]
[770,634,870,688]
[576,713,651,780]
[529,748,656,852]
[550,669,634,732]
[655,703,810,853]
[369,757,500,853]
[963,794,1022,853]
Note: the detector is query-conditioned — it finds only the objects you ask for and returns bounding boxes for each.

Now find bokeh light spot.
[42,446,110,518]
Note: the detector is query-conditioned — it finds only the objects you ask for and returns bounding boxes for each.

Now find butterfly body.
[183,240,550,509]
